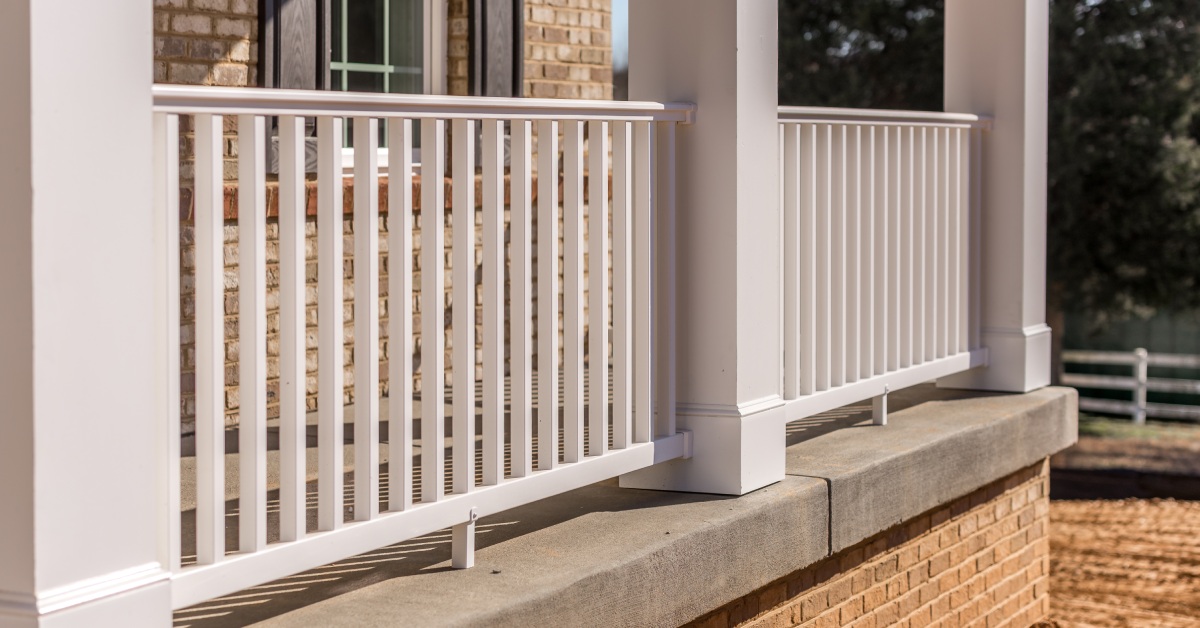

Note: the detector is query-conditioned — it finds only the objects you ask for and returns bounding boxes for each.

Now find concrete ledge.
[253,385,1076,627]
[257,477,829,628]
[786,385,1077,552]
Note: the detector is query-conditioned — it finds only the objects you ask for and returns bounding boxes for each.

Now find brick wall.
[448,0,472,95]
[525,0,614,100]
[154,0,258,86]
[688,461,1053,628]
[156,1,615,428]
[153,0,614,101]
[177,171,599,430]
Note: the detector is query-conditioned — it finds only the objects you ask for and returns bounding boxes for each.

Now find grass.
[1078,412,1200,441]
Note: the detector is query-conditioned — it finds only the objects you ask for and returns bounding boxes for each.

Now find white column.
[939,0,1052,393]
[619,0,784,495]
[0,1,170,626]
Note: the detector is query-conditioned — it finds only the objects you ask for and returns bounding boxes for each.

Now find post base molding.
[620,397,786,495]
[938,324,1052,393]
[0,564,170,627]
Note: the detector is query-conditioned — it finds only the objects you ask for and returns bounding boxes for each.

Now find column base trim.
[621,399,786,495]
[0,563,168,619]
[939,324,1051,393]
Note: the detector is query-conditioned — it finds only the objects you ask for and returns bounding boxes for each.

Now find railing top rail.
[778,105,992,128]
[1063,349,1200,369]
[152,85,695,123]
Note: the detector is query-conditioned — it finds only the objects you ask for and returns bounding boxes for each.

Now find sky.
[613,0,629,71]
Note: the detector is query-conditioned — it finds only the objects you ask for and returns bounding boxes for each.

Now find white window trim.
[339,0,443,174]
[425,0,448,96]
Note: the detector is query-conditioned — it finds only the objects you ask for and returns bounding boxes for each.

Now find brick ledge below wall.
[244,385,1077,628]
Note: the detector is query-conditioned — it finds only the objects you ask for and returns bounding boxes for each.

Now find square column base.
[620,401,785,495]
[0,576,170,628]
[939,324,1052,393]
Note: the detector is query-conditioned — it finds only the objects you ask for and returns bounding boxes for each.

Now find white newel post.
[939,0,1052,393]
[0,2,171,626]
[620,0,785,495]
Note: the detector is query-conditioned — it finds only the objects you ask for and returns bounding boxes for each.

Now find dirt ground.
[1049,498,1200,626]
[1048,416,1200,627]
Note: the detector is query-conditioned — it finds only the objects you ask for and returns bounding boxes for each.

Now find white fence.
[1062,349,1200,423]
[152,85,691,609]
[777,108,990,422]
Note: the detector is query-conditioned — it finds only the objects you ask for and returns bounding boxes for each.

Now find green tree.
[780,0,1200,375]
[779,0,943,110]
[1047,0,1200,327]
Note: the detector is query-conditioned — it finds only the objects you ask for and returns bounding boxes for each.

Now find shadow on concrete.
[175,460,731,627]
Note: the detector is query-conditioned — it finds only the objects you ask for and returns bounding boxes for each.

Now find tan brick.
[874,602,900,626]
[898,589,921,616]
[875,555,900,582]
[938,567,962,594]
[864,584,888,612]
[852,569,873,595]
[814,612,840,628]
[191,0,228,11]
[171,14,212,34]
[214,17,252,38]
[828,577,853,607]
[933,594,952,621]
[839,597,865,624]
[930,551,952,577]
[908,561,930,588]
[851,615,878,628]
[801,590,829,621]
[887,573,910,598]
[909,604,934,628]
[949,587,970,610]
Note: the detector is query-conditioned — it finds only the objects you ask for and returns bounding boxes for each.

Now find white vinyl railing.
[778,107,991,422]
[1063,349,1200,423]
[153,85,691,609]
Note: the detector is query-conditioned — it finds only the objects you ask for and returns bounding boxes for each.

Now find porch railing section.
[152,85,691,609]
[778,107,991,421]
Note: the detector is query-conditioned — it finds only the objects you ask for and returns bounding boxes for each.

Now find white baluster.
[194,113,225,564]
[632,121,653,442]
[388,118,415,510]
[237,114,268,551]
[563,120,585,463]
[588,120,610,456]
[421,118,447,502]
[611,121,634,447]
[317,115,344,531]
[277,115,307,539]
[353,116,380,521]
[537,119,560,466]
[510,120,534,475]
[481,119,505,484]
[452,118,475,494]
[783,123,801,400]
[153,112,182,572]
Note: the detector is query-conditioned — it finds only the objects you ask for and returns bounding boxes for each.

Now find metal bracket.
[872,385,890,426]
[451,508,479,570]
[679,428,694,459]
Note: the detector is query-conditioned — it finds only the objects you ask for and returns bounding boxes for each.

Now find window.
[332,0,426,96]
[260,0,443,95]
